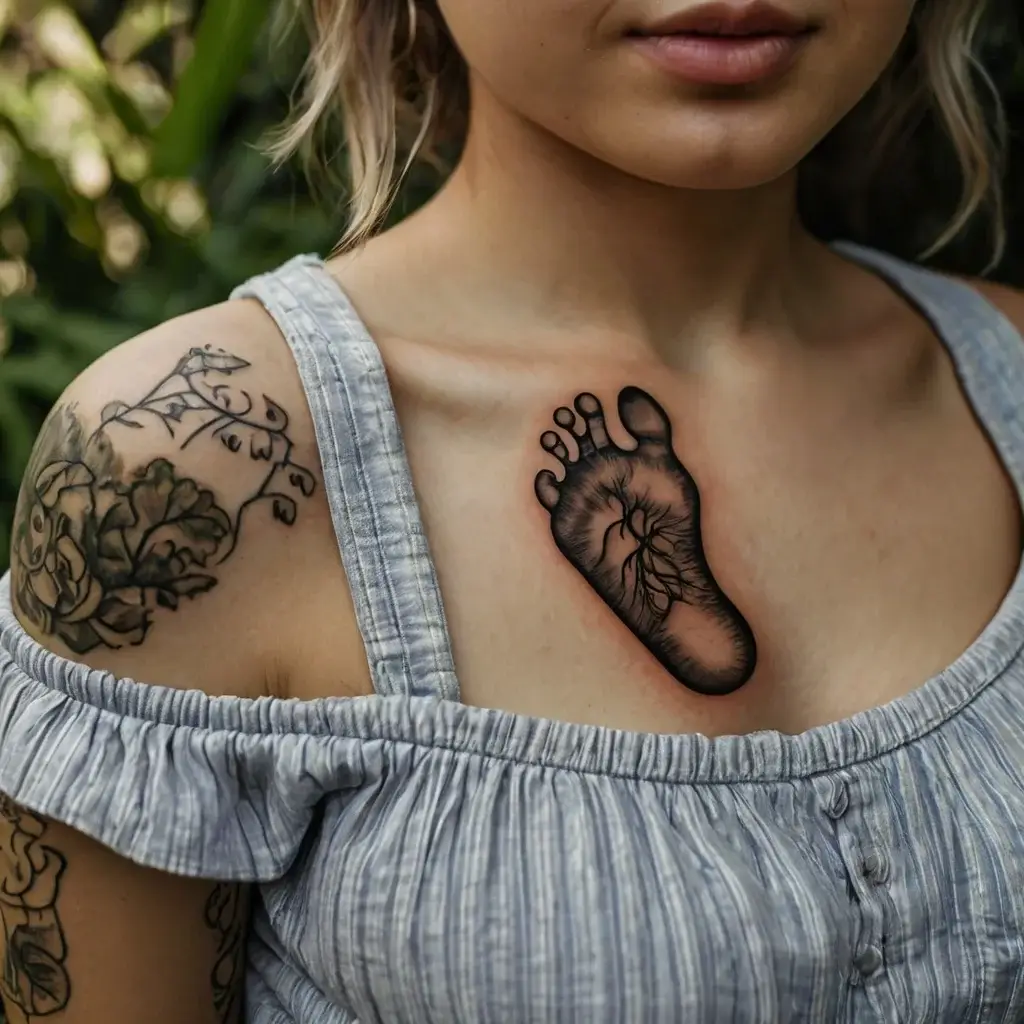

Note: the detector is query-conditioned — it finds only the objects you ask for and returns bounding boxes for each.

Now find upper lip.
[631,2,814,37]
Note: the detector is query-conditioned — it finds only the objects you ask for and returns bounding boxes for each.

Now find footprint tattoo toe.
[541,431,570,464]
[534,387,756,696]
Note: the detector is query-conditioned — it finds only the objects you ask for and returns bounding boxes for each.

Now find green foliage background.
[0,0,1022,586]
[0,0,441,578]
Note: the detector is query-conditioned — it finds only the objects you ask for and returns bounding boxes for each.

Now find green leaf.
[151,0,274,177]
[102,82,154,138]
[0,350,77,402]
[0,518,10,573]
[0,383,38,480]
[1,297,138,362]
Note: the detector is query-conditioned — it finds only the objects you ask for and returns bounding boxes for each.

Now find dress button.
[853,946,884,977]
[861,851,890,885]
[824,778,849,819]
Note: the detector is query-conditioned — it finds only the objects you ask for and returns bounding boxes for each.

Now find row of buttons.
[822,776,888,983]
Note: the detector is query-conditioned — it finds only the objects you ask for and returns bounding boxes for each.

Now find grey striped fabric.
[3,243,1024,1023]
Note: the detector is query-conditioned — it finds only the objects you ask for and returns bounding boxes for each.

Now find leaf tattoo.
[12,345,317,653]
[204,884,246,1024]
[0,797,70,1024]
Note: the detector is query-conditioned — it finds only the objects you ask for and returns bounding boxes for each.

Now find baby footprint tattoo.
[535,387,756,696]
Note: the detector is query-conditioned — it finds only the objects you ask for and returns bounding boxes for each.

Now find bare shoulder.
[8,297,348,698]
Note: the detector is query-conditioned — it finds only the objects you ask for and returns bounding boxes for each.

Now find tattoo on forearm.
[535,387,756,695]
[205,884,246,1024]
[0,797,70,1023]
[11,346,317,653]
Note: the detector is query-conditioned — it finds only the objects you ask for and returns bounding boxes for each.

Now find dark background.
[0,0,1022,582]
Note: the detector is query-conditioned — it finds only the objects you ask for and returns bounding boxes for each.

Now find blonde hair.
[271,0,1007,265]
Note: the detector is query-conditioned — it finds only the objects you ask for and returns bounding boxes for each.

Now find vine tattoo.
[0,796,70,1023]
[204,884,247,1024]
[11,346,317,653]
[535,387,756,695]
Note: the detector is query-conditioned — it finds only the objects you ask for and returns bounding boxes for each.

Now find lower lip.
[631,32,810,86]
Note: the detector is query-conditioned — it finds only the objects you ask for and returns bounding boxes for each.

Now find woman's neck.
[340,94,840,367]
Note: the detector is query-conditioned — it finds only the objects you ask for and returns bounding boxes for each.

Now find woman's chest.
[401,360,1020,737]
[257,737,1024,1024]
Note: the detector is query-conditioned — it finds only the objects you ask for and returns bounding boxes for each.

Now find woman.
[1,0,1022,1020]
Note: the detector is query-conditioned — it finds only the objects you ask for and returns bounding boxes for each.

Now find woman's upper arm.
[0,800,249,1024]
[1,302,328,1023]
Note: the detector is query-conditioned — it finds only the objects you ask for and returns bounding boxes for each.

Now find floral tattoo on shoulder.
[11,345,317,653]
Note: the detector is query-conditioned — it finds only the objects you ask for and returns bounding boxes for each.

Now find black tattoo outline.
[0,796,70,1023]
[535,387,757,695]
[11,345,317,653]
[204,884,246,1024]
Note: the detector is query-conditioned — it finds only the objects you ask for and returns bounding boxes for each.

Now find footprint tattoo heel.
[535,387,756,696]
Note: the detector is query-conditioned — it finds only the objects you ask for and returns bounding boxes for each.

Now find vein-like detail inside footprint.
[535,387,756,696]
